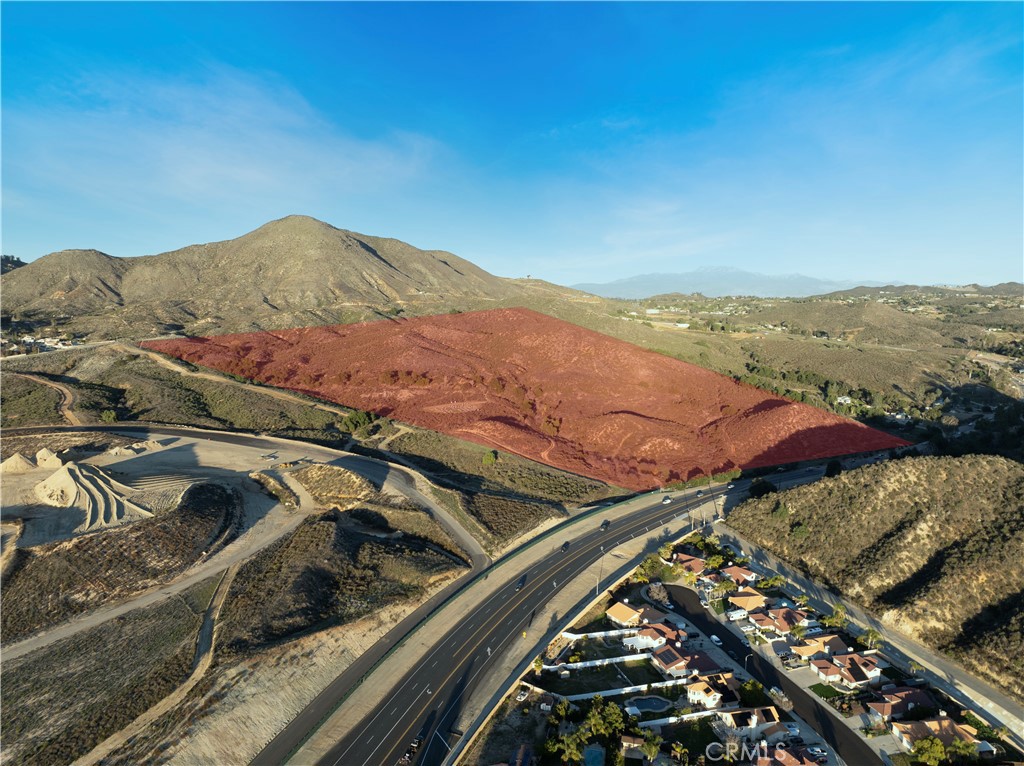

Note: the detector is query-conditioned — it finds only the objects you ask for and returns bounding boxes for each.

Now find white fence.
[639,709,718,728]
[563,676,694,702]
[542,652,651,672]
[562,628,638,640]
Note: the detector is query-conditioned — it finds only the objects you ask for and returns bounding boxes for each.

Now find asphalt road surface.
[309,491,718,766]
[664,584,883,766]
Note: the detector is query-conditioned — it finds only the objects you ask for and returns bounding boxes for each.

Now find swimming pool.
[626,695,672,713]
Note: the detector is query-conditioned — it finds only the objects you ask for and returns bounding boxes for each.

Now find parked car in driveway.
[515,688,529,702]
[784,723,800,736]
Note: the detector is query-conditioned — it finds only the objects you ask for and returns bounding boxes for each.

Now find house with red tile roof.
[673,553,706,575]
[867,686,938,722]
[891,716,988,755]
[652,646,720,678]
[722,565,759,584]
[810,652,883,689]
[623,622,685,652]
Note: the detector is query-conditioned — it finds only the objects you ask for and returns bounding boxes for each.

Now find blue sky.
[3,2,1022,286]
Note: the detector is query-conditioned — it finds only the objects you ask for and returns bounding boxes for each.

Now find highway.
[311,488,727,766]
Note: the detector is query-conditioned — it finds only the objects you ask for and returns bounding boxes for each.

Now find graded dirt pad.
[145,308,910,490]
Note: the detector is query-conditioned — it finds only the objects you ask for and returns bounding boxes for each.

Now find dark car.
[789,737,805,746]
[696,490,704,497]
[561,541,570,552]
[600,519,611,531]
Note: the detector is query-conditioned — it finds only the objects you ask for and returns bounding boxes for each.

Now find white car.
[784,722,800,736]
[709,634,723,646]
[661,496,672,504]
[515,688,529,702]
[807,747,827,758]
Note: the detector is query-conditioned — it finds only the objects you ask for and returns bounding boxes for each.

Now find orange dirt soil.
[143,308,910,491]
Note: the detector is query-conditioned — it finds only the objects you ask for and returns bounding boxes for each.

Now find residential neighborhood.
[470,524,1018,766]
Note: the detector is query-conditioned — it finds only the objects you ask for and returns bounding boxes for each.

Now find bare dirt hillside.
[145,308,908,490]
[727,454,1024,701]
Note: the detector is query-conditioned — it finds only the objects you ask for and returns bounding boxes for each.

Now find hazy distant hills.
[572,267,890,299]
[1,216,577,338]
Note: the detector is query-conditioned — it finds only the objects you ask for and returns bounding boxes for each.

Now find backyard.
[533,660,666,697]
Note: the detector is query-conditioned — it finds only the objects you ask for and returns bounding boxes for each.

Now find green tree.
[482,449,498,466]
[822,604,849,629]
[671,742,689,765]
[947,738,977,764]
[641,731,663,762]
[533,656,544,673]
[790,624,807,641]
[706,554,725,570]
[909,660,926,676]
[550,731,584,764]
[912,736,946,766]
[794,593,810,608]
[100,409,118,423]
[602,699,625,736]
[861,627,883,649]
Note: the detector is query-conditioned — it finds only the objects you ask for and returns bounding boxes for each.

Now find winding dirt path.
[71,562,241,766]
[8,372,83,426]
[116,343,353,419]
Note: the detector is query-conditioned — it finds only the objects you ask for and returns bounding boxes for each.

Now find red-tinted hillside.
[144,308,910,490]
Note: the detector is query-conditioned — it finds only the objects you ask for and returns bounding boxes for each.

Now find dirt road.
[72,562,241,766]
[8,372,83,426]
[115,342,354,418]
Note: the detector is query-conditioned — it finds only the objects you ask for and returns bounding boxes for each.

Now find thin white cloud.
[4,65,447,238]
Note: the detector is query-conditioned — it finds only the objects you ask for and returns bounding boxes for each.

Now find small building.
[686,672,741,710]
[721,565,759,584]
[653,646,720,678]
[716,706,784,742]
[673,553,706,575]
[789,634,849,661]
[867,687,938,722]
[891,716,987,755]
[810,652,883,689]
[729,587,768,612]
[607,601,642,628]
[623,622,684,652]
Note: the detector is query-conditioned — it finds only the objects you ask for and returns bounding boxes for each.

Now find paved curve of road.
[311,489,730,766]
[1,424,490,663]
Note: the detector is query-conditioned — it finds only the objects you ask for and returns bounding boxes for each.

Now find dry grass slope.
[218,509,465,653]
[0,578,216,766]
[727,455,1024,700]
[1,483,240,642]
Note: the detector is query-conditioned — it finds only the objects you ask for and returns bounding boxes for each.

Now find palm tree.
[909,660,926,676]
[795,593,810,608]
[671,742,690,765]
[641,731,663,763]
[790,624,807,641]
[861,627,883,649]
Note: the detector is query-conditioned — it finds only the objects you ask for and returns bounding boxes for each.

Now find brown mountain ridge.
[1,216,574,338]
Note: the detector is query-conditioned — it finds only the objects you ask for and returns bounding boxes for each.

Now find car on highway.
[709,634,722,646]
[561,541,570,552]
[696,490,704,497]
[661,496,672,504]
[727,482,735,489]
[600,519,611,531]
